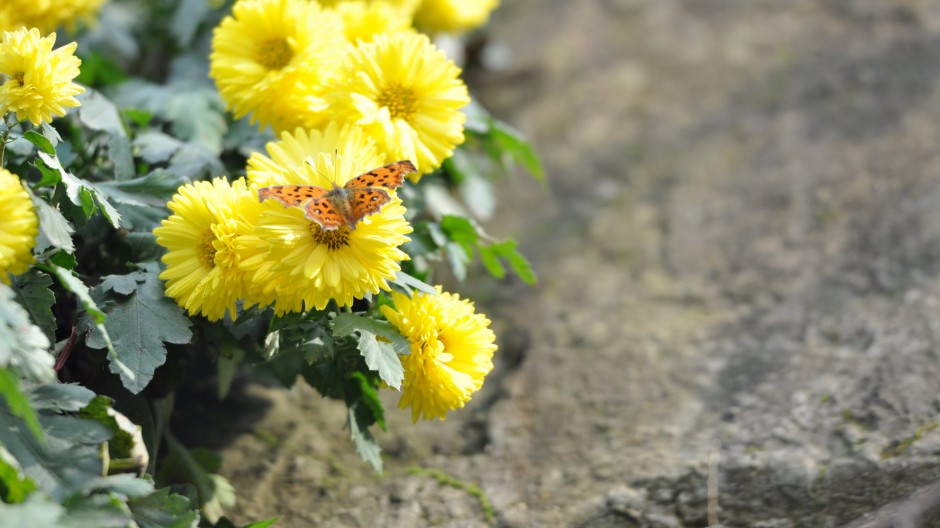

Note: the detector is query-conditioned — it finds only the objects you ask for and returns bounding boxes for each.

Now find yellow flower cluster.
[0,28,85,126]
[157,0,501,420]
[153,123,412,320]
[0,0,108,35]
[209,0,474,179]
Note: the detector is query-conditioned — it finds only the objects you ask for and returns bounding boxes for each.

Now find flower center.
[256,39,293,70]
[197,229,217,269]
[11,72,24,86]
[376,83,417,120]
[310,223,351,249]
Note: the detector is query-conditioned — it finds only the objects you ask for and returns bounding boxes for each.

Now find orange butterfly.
[257,160,416,230]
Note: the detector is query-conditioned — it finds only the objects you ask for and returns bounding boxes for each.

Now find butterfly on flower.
[257,160,416,230]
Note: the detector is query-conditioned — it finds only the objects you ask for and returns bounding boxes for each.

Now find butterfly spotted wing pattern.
[257,185,329,207]
[258,160,417,231]
[346,160,415,190]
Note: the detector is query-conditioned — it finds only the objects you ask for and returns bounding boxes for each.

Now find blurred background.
[209,1,940,526]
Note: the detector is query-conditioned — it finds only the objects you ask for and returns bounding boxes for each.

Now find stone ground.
[192,1,940,526]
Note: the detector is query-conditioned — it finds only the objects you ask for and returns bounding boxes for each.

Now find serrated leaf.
[354,331,403,390]
[0,284,54,383]
[109,133,135,181]
[0,445,38,503]
[332,313,411,355]
[11,271,56,343]
[85,268,192,394]
[492,239,537,284]
[96,170,182,231]
[97,269,148,295]
[0,383,111,502]
[37,152,122,228]
[30,192,75,253]
[0,368,42,440]
[23,130,55,155]
[348,404,382,474]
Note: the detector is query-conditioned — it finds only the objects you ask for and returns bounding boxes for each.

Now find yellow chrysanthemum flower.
[413,0,499,35]
[381,286,497,422]
[0,169,38,284]
[0,28,85,126]
[242,123,412,313]
[315,0,420,13]
[0,0,107,34]
[333,1,412,44]
[153,177,262,321]
[209,0,347,133]
[326,31,469,181]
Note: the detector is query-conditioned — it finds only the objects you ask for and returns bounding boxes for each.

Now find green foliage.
[84,264,193,394]
[0,0,541,524]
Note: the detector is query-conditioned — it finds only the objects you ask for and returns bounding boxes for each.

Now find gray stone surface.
[215,1,940,526]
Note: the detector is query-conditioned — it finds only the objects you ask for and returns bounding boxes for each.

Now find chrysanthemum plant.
[0,0,537,525]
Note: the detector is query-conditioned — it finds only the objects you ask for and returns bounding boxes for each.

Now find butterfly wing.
[347,188,392,228]
[345,160,416,191]
[258,185,329,207]
[303,197,345,230]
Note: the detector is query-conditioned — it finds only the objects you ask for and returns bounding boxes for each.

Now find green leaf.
[75,51,128,87]
[127,487,200,528]
[10,271,56,343]
[45,264,105,324]
[488,120,545,179]
[348,404,382,474]
[0,495,64,526]
[43,264,129,381]
[355,331,403,390]
[78,396,135,461]
[0,383,111,501]
[0,284,54,383]
[134,131,183,164]
[161,435,234,524]
[30,191,75,253]
[77,89,126,136]
[478,245,506,280]
[76,90,134,181]
[0,445,38,503]
[81,474,154,499]
[491,239,537,285]
[171,0,211,48]
[333,314,406,390]
[391,270,438,297]
[85,266,193,394]
[349,371,385,431]
[96,170,183,231]
[241,518,279,528]
[0,369,42,440]
[37,152,122,228]
[332,313,411,355]
[23,130,55,155]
